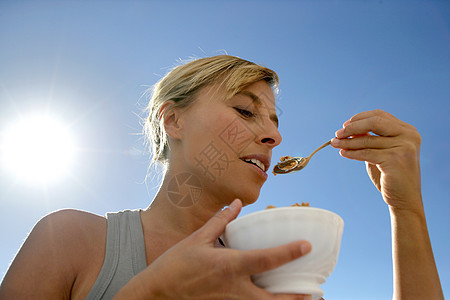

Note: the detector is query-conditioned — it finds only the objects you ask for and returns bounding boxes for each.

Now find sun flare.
[1,115,76,185]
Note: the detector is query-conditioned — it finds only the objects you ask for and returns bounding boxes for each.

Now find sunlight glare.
[1,115,76,184]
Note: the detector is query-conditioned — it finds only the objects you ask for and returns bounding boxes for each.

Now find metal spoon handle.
[307,140,332,159]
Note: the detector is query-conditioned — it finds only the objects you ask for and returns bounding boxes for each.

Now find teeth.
[244,158,265,172]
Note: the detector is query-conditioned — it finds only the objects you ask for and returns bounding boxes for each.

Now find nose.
[257,120,282,149]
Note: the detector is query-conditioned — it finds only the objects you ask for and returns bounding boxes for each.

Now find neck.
[141,170,226,238]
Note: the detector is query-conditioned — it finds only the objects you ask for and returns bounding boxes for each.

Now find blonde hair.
[143,55,279,164]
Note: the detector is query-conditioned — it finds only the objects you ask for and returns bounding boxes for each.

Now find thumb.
[194,199,242,243]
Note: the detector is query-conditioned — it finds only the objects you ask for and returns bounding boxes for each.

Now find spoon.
[272,139,332,175]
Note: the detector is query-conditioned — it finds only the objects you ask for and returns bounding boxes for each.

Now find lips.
[239,154,270,173]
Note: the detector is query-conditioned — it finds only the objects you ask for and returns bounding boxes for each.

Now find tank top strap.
[86,210,147,300]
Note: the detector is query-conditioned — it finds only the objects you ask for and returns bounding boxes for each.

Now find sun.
[1,114,76,185]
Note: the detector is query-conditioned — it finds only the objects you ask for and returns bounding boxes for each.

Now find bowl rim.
[227,206,343,227]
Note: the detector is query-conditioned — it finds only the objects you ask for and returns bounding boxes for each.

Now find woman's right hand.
[113,199,312,300]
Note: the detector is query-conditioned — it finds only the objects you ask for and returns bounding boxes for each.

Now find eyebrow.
[237,91,279,128]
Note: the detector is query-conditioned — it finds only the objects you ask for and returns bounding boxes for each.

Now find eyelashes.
[234,107,255,119]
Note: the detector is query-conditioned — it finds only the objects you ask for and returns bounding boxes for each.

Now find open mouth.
[241,158,266,172]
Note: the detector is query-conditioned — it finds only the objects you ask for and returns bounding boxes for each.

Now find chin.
[235,186,261,207]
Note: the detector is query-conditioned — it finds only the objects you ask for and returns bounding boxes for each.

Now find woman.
[0,55,443,299]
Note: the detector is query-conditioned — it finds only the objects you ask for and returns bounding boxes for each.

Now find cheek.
[215,117,258,156]
[185,115,256,183]
[183,113,226,162]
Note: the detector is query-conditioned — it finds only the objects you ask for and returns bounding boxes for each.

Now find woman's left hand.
[331,109,423,213]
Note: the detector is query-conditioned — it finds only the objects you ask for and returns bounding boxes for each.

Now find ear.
[161,101,183,140]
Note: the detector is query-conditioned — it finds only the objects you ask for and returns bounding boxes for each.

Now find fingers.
[336,115,403,138]
[343,109,415,130]
[331,110,421,163]
[242,283,313,300]
[331,135,401,150]
[194,199,242,243]
[336,109,418,139]
[239,240,311,275]
[273,294,313,300]
[337,148,386,164]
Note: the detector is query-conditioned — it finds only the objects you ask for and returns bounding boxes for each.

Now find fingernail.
[301,242,311,254]
[229,199,240,210]
[330,137,339,146]
[335,128,344,138]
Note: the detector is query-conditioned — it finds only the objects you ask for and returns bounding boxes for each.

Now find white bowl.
[222,206,344,300]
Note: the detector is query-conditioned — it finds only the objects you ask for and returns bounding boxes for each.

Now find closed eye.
[234,107,255,119]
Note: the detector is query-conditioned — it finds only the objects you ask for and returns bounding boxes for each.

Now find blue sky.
[0,1,449,299]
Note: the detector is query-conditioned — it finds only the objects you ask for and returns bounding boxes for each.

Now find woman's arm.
[389,205,442,299]
[0,209,104,300]
[0,210,80,299]
[331,109,444,299]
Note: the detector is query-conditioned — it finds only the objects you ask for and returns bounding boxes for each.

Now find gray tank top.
[86,210,147,300]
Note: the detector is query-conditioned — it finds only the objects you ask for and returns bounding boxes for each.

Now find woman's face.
[173,80,282,206]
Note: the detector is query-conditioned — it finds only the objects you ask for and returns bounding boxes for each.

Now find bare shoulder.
[0,209,107,299]
[39,208,106,242]
[39,208,105,228]
[33,209,107,260]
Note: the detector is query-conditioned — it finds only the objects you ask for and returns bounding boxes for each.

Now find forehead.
[194,80,277,109]
[240,80,275,102]
[231,80,277,109]
[190,80,279,127]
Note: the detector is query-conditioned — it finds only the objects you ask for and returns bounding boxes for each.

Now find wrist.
[387,192,425,218]
[388,203,426,222]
